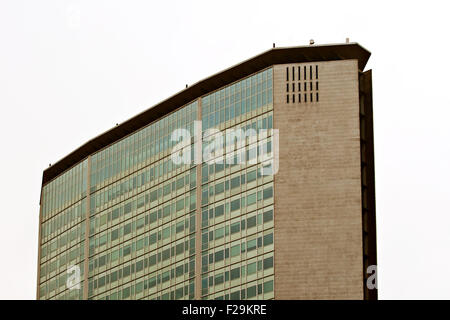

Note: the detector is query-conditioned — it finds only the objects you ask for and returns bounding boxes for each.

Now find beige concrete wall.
[273,60,363,299]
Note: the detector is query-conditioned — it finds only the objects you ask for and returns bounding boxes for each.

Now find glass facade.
[39,159,88,299]
[200,68,274,300]
[38,67,274,300]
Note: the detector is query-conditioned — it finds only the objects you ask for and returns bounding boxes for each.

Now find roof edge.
[42,42,371,185]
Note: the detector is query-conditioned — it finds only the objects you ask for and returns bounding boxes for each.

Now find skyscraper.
[37,42,377,300]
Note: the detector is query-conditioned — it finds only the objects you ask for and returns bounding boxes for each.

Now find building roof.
[42,42,371,185]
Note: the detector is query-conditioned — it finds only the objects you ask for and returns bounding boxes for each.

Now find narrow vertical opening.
[316,92,319,102]
[292,83,295,92]
[310,66,313,80]
[292,66,295,81]
[298,66,301,81]
[315,65,318,79]
[286,67,289,81]
[286,95,289,103]
[286,83,289,92]
[292,94,295,103]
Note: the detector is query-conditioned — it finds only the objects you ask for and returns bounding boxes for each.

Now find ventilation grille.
[285,65,319,104]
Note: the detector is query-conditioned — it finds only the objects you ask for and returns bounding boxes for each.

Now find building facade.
[37,43,377,300]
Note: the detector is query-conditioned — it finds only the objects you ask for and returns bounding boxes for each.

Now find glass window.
[230,244,240,257]
[247,262,257,275]
[230,267,240,280]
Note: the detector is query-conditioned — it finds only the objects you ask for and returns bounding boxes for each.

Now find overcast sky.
[1,0,449,300]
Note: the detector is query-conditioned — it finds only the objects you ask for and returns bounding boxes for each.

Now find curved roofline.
[42,42,370,185]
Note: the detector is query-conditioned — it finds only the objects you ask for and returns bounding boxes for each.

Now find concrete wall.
[273,60,364,299]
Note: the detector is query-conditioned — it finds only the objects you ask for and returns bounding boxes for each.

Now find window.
[264,280,274,293]
[111,228,119,241]
[123,245,131,257]
[230,222,240,234]
[247,193,256,206]
[162,248,170,261]
[264,256,274,270]
[215,182,224,195]
[231,176,240,189]
[215,250,224,262]
[136,259,143,272]
[122,287,130,299]
[163,183,171,196]
[263,210,273,223]
[263,233,273,246]
[149,232,157,245]
[230,267,240,280]
[215,227,224,240]
[263,186,273,199]
[123,223,131,235]
[136,238,144,251]
[247,262,257,275]
[247,170,256,183]
[231,199,240,211]
[215,204,224,217]
[176,221,184,233]
[230,244,240,257]
[247,285,257,298]
[162,271,170,283]
[247,216,257,228]
[162,226,170,239]
[122,264,131,277]
[176,265,184,277]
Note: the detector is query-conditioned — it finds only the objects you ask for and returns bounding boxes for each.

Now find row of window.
[89,254,195,298]
[90,101,197,189]
[201,167,273,208]
[202,254,274,296]
[90,161,195,215]
[40,222,85,263]
[201,68,273,132]
[41,198,86,243]
[202,232,273,273]
[42,159,88,219]
[89,192,196,257]
[39,264,84,300]
[89,229,196,278]
[207,278,274,300]
[202,208,273,250]
[95,279,195,300]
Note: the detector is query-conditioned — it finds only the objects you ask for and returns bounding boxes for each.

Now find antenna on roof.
[309,39,315,45]
[273,43,275,48]
[186,84,188,88]
[346,37,350,43]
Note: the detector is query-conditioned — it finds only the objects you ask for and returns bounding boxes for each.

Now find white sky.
[1,0,449,300]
